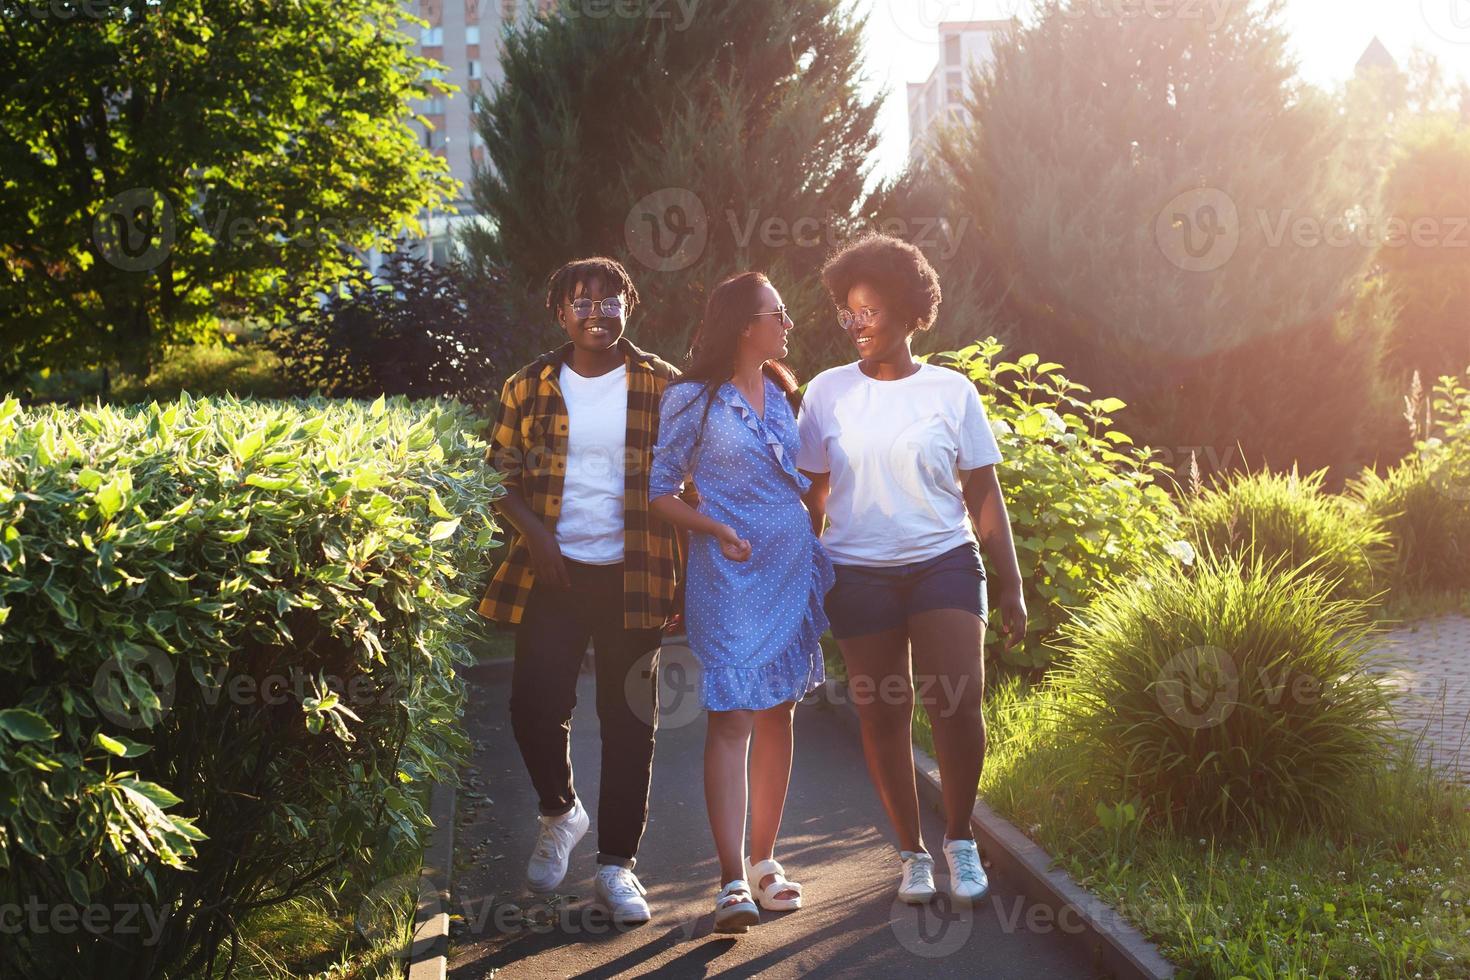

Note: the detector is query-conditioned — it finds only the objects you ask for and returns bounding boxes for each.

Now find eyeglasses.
[837,307,880,331]
[751,304,790,322]
[569,296,625,319]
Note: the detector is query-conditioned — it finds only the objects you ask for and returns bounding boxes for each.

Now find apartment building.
[907,20,1013,164]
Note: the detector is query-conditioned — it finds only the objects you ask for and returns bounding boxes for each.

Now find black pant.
[509,560,662,868]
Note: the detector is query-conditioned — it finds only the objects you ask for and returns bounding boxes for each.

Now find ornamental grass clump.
[1048,552,1397,836]
[0,394,501,979]
[1181,467,1392,603]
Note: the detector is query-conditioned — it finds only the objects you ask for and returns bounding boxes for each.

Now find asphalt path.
[447,652,1100,979]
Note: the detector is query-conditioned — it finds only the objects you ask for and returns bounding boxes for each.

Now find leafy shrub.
[1048,553,1396,835]
[0,394,502,978]
[1181,468,1393,603]
[1350,370,1470,592]
[267,250,503,408]
[930,340,1186,668]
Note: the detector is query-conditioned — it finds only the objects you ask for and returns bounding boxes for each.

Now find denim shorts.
[824,541,988,640]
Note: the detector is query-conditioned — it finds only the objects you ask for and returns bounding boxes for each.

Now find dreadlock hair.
[543,256,641,318]
[670,272,802,461]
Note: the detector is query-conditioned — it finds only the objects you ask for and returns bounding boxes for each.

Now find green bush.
[0,394,501,978]
[1181,467,1393,603]
[1351,370,1470,593]
[1048,553,1396,835]
[930,340,1187,668]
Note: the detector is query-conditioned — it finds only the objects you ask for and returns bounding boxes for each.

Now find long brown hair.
[669,273,801,459]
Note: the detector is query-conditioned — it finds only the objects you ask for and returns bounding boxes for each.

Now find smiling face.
[842,282,910,364]
[741,283,793,363]
[557,274,627,354]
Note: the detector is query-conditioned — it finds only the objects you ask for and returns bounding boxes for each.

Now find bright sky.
[861,0,1470,182]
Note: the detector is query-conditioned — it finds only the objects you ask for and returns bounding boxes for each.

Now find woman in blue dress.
[649,272,834,934]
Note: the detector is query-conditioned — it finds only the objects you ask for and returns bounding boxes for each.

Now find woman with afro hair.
[795,233,1026,908]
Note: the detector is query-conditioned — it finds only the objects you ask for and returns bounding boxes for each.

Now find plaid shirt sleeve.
[486,374,526,494]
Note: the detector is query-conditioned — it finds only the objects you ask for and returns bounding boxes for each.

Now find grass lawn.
[916,674,1470,979]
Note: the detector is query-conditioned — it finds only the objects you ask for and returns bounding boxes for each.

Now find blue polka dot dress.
[650,378,835,711]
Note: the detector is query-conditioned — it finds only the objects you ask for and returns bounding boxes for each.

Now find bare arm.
[493,487,571,589]
[649,493,751,562]
[962,465,1026,651]
[799,470,829,536]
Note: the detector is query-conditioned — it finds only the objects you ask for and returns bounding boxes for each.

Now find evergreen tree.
[1376,117,1470,380]
[933,0,1394,478]
[462,0,879,370]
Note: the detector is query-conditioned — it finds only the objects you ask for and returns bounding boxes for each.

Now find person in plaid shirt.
[478,257,681,925]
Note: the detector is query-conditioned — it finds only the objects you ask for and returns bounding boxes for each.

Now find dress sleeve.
[956,381,1003,470]
[794,378,829,474]
[650,383,703,501]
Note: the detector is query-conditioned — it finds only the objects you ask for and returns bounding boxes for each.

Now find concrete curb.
[818,678,1175,980]
[407,776,457,980]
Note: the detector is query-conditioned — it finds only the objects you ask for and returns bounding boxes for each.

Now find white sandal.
[713,879,759,934]
[744,856,803,911]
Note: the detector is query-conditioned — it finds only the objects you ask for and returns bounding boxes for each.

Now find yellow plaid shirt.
[478,338,683,629]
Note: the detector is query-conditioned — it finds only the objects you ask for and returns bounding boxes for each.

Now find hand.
[993,582,1027,653]
[714,524,752,562]
[526,525,571,589]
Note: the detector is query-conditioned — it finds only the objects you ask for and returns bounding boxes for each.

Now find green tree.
[0,2,457,388]
[930,0,1394,478]
[463,0,879,371]
[1376,116,1470,379]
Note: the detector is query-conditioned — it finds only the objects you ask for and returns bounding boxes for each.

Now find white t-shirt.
[795,362,1002,566]
[556,363,628,564]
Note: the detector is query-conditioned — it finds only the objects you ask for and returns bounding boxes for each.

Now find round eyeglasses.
[837,308,880,331]
[570,297,625,319]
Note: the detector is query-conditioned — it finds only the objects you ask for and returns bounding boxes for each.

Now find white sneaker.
[594,864,651,925]
[525,798,589,893]
[897,850,936,904]
[943,837,989,904]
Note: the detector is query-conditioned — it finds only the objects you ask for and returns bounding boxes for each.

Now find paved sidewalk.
[1370,614,1470,781]
[446,655,1101,979]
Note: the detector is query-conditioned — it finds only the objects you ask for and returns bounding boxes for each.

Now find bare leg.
[837,629,924,853]
[748,700,799,900]
[704,709,755,885]
[908,608,987,841]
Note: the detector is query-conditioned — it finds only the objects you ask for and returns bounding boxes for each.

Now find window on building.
[501,0,516,19]
[425,127,445,150]
[466,25,480,45]
[421,25,443,46]
[471,129,485,148]
[425,95,446,114]
[947,71,963,104]
[927,85,937,114]
[468,59,482,79]
[945,35,961,66]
